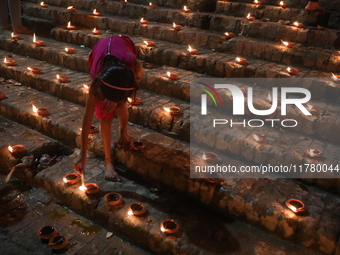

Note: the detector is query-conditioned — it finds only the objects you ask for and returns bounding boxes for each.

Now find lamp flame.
[149,2,152,6]
[293,22,299,26]
[32,104,38,113]
[83,84,89,89]
[27,67,32,71]
[236,57,241,62]
[128,210,133,216]
[93,28,97,33]
[184,6,187,11]
[331,73,338,81]
[11,32,14,38]
[8,146,13,153]
[93,9,97,14]
[40,2,44,6]
[188,45,192,51]
[67,6,73,9]
[79,185,87,191]
[67,21,71,27]
[280,1,284,5]
[247,13,251,18]
[281,40,289,46]
[127,97,132,103]
[254,0,259,3]
[141,18,144,22]
[33,33,36,43]
[4,57,7,63]
[202,154,207,160]
[63,177,68,183]
[253,134,260,141]
[167,71,171,77]
[291,206,297,212]
[287,67,291,72]
[143,41,148,45]
[160,227,165,232]
[56,74,60,79]
[163,107,170,113]
[307,104,313,111]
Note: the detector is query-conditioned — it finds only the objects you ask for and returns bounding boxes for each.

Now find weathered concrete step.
[1,49,340,147]
[22,15,60,37]
[1,84,340,254]
[215,1,340,30]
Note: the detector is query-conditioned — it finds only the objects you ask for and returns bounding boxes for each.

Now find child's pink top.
[88,35,137,78]
[88,35,137,120]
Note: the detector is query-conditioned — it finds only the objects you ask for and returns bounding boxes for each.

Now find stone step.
[215,1,340,30]
[0,118,327,255]
[21,4,340,72]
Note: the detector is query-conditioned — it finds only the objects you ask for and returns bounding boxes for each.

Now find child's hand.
[73,155,86,175]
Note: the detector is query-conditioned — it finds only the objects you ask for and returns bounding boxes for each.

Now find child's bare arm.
[135,59,144,84]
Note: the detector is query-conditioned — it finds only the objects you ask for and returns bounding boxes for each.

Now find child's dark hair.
[91,55,137,102]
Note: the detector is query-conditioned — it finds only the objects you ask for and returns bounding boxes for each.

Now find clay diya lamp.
[279,1,287,8]
[0,92,7,100]
[202,152,219,164]
[206,178,218,184]
[187,45,197,54]
[246,13,255,21]
[63,173,80,185]
[40,2,48,8]
[84,183,100,194]
[104,192,123,206]
[285,199,305,213]
[128,97,142,105]
[57,74,69,83]
[37,107,50,116]
[252,133,265,143]
[67,21,75,30]
[8,145,26,154]
[128,202,146,216]
[253,0,262,5]
[11,32,21,40]
[305,147,322,158]
[38,226,58,241]
[287,67,298,75]
[27,67,42,74]
[331,73,340,82]
[65,47,76,54]
[317,25,325,30]
[167,71,178,80]
[149,2,157,8]
[183,6,191,13]
[163,106,181,116]
[67,6,76,11]
[281,40,295,48]
[235,57,247,65]
[48,236,68,250]
[4,57,16,66]
[89,125,98,134]
[144,40,155,47]
[173,22,182,31]
[293,22,304,28]
[92,9,100,16]
[131,141,145,150]
[140,18,148,25]
[160,219,180,234]
[121,0,127,4]
[307,104,319,115]
[33,33,44,46]
[224,32,234,39]
[92,28,101,35]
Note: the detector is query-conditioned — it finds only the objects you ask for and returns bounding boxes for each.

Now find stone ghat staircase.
[0,0,340,254]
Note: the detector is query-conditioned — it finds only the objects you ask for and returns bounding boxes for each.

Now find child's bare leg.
[100,116,122,182]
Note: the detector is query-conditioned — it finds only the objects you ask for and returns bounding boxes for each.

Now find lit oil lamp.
[67,6,76,11]
[0,92,7,100]
[279,1,287,8]
[131,141,145,150]
[287,67,298,75]
[11,32,20,40]
[285,199,305,213]
[281,39,295,48]
[305,147,322,158]
[27,67,42,74]
[127,97,142,105]
[65,47,76,54]
[331,73,340,81]
[187,45,197,54]
[4,57,16,66]
[128,202,146,216]
[202,152,219,164]
[253,0,262,5]
[252,133,265,143]
[140,18,148,25]
[183,6,191,13]
[104,192,123,206]
[63,173,80,185]
[307,104,319,115]
[84,183,100,194]
[67,21,75,30]
[173,22,182,31]
[246,13,255,21]
[144,40,155,47]
[33,33,44,46]
[235,57,247,65]
[160,219,180,234]
[92,28,101,35]
[56,74,69,83]
[149,2,157,8]
[224,32,234,39]
[167,71,178,80]
[293,22,304,28]
[83,84,90,92]
[8,145,26,154]
[92,9,100,16]
[40,2,48,8]
[32,104,50,116]
[163,106,181,116]
[121,0,127,4]
[79,185,87,192]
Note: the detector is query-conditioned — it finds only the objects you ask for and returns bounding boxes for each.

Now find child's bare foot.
[305,1,323,11]
[117,132,131,148]
[104,162,122,182]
